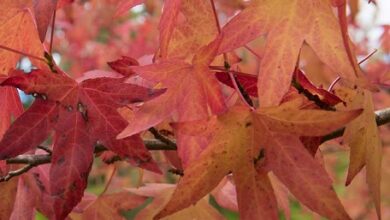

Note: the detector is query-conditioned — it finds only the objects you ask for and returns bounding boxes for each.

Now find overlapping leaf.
[117,38,226,166]
[0,69,164,219]
[0,0,45,75]
[153,108,279,219]
[0,178,18,220]
[337,87,382,219]
[32,0,58,42]
[70,192,146,220]
[118,38,225,137]
[158,0,218,59]
[127,184,224,219]
[154,105,361,219]
[254,118,351,220]
[218,0,362,106]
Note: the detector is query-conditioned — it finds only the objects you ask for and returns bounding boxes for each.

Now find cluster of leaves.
[0,0,389,219]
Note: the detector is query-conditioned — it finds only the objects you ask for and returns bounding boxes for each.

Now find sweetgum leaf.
[70,192,146,220]
[107,56,139,77]
[337,88,382,219]
[294,69,344,106]
[118,37,226,166]
[253,118,351,220]
[155,107,279,220]
[0,178,18,220]
[256,106,362,136]
[10,177,35,220]
[158,0,218,59]
[32,0,58,42]
[159,103,361,219]
[0,0,46,74]
[0,68,165,219]
[218,0,363,106]
[127,184,224,220]
[118,38,225,137]
[0,87,23,137]
[215,71,258,97]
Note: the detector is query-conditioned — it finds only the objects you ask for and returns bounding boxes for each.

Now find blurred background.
[15,0,388,219]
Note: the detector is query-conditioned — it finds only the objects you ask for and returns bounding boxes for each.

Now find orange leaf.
[127,184,224,220]
[0,178,18,220]
[70,192,146,220]
[154,107,279,220]
[253,117,351,220]
[219,0,360,106]
[256,105,362,136]
[339,88,382,219]
[158,0,218,59]
[32,0,58,42]
[0,0,45,74]
[118,38,225,138]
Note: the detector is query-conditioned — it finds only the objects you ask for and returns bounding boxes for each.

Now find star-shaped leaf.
[0,69,164,219]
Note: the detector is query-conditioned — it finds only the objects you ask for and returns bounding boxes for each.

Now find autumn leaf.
[70,191,146,220]
[154,107,279,219]
[9,176,37,220]
[157,0,218,59]
[294,69,344,106]
[117,37,226,165]
[0,178,18,220]
[0,69,164,219]
[127,184,224,220]
[0,87,23,137]
[215,71,258,97]
[107,56,139,77]
[254,119,351,220]
[337,87,382,219]
[118,37,225,136]
[218,0,361,106]
[256,105,362,136]
[0,0,45,75]
[32,0,58,42]
[211,178,238,212]
[156,103,361,219]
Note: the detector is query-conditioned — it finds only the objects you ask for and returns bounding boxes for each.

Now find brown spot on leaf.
[77,102,88,122]
[57,156,65,165]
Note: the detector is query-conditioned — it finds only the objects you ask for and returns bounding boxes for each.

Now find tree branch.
[1,107,390,182]
[322,107,390,142]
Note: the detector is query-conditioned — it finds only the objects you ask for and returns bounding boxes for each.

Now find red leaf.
[215,71,258,97]
[294,69,344,106]
[0,69,164,218]
[107,56,139,77]
[254,119,351,220]
[32,0,58,42]
[0,87,23,137]
[118,37,226,139]
[70,191,146,219]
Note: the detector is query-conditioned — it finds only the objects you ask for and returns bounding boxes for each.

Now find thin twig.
[100,167,116,196]
[209,66,255,77]
[209,0,254,109]
[49,9,57,54]
[0,164,34,182]
[0,139,175,182]
[2,107,390,181]
[322,107,390,142]
[148,128,177,149]
[244,45,263,60]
